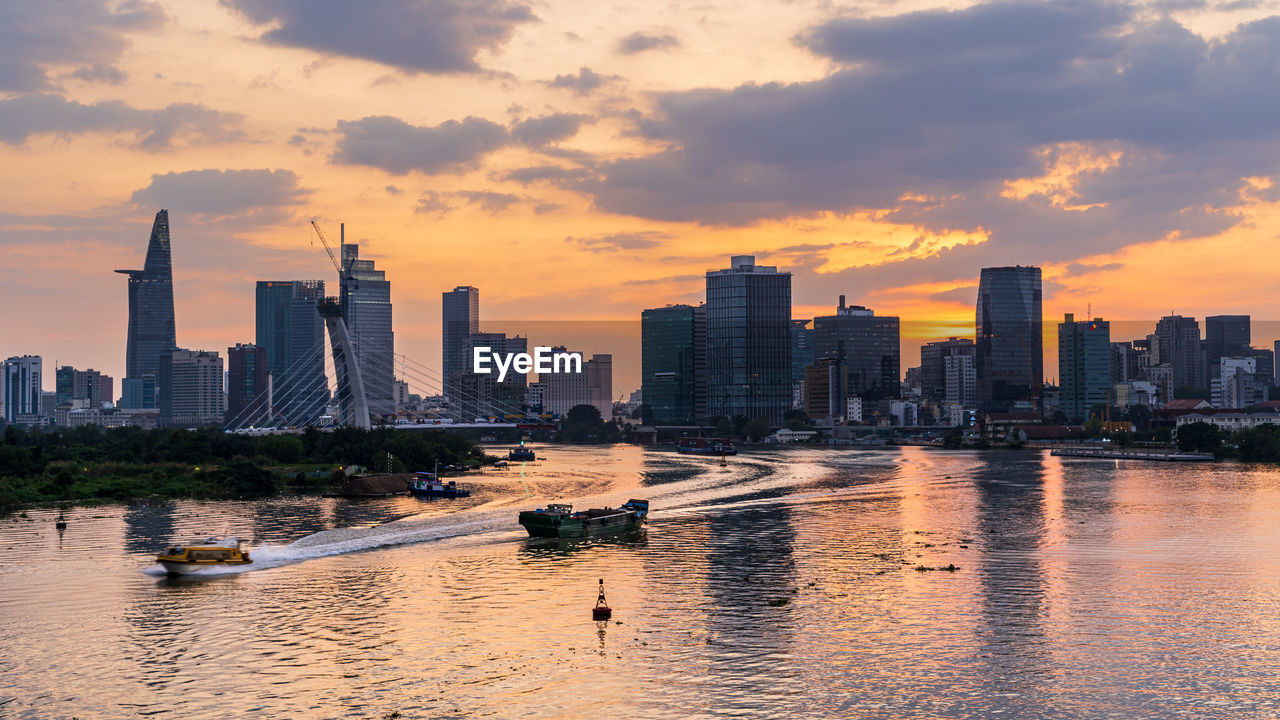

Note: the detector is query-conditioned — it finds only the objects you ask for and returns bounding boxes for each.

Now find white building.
[3,355,43,425]
[1176,410,1278,432]
[1113,380,1158,408]
[846,395,863,424]
[541,346,588,416]
[1212,357,1259,408]
[943,354,976,407]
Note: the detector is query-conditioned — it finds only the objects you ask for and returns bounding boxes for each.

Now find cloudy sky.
[4,0,1280,394]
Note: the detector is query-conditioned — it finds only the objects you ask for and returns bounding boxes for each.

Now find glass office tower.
[341,241,394,417]
[705,255,791,427]
[116,209,176,409]
[443,286,480,410]
[641,304,706,425]
[812,296,901,399]
[256,280,327,424]
[976,266,1043,407]
[1058,314,1111,423]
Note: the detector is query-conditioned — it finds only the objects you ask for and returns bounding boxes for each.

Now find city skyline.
[7,1,1280,395]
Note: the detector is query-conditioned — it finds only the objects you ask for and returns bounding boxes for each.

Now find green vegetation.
[0,424,491,512]
[557,404,623,443]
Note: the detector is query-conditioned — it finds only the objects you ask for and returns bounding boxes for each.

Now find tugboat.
[508,444,538,461]
[676,437,737,456]
[518,499,649,539]
[155,537,252,575]
[407,470,472,498]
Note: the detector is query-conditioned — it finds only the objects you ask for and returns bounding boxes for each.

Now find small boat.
[155,537,251,574]
[508,447,537,461]
[407,471,472,498]
[676,437,737,456]
[519,499,649,539]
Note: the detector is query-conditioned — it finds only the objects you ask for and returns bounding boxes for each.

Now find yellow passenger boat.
[156,536,252,574]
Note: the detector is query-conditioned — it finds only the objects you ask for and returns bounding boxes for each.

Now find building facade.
[117,209,176,409]
[1205,315,1250,377]
[256,280,327,424]
[226,343,269,427]
[3,356,43,425]
[812,296,900,400]
[341,239,394,417]
[442,286,480,408]
[1058,314,1111,423]
[921,337,975,401]
[641,304,706,425]
[705,256,792,427]
[943,354,977,407]
[586,354,613,420]
[1153,315,1203,390]
[976,266,1042,407]
[55,366,113,408]
[158,349,225,428]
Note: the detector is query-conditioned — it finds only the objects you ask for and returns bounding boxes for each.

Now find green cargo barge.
[518,499,650,539]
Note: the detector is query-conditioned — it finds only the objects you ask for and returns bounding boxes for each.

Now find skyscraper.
[705,255,791,426]
[54,367,113,408]
[1154,315,1203,390]
[976,266,1042,407]
[443,286,480,406]
[586,353,613,420]
[921,337,976,401]
[158,349,224,428]
[116,209,176,409]
[3,356,43,425]
[641,304,706,425]
[256,280,327,423]
[340,236,394,417]
[812,296,901,399]
[1205,315,1250,380]
[458,331,528,418]
[1058,314,1111,423]
[226,343,269,427]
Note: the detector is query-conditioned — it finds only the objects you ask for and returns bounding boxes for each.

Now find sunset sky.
[5,0,1280,395]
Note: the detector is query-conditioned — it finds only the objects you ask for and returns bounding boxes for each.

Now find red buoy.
[592,578,612,620]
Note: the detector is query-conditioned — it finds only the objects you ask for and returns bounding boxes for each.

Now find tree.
[743,418,771,442]
[567,403,603,426]
[942,427,965,449]
[711,416,734,437]
[1124,404,1153,433]
[1176,421,1224,453]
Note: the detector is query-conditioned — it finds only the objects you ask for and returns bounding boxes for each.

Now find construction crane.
[310,220,342,276]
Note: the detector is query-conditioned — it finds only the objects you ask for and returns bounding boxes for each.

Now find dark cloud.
[548,66,609,95]
[219,0,536,74]
[511,113,590,146]
[385,185,403,196]
[1064,261,1126,277]
[129,169,308,224]
[565,231,669,252]
[504,165,593,184]
[0,1,165,91]
[66,63,128,85]
[616,32,681,55]
[333,115,508,174]
[0,94,244,149]
[575,1,1280,297]
[928,285,978,305]
[414,189,535,215]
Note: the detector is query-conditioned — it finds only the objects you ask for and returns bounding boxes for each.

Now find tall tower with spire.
[116,209,177,409]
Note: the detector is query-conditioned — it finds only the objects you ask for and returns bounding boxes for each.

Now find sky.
[5,0,1280,397]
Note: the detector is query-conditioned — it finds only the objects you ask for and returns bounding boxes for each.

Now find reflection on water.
[3,446,1280,718]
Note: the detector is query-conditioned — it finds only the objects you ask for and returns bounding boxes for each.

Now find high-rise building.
[459,331,528,418]
[812,296,900,400]
[921,337,975,401]
[1212,356,1259,408]
[1110,341,1141,384]
[55,366,113,408]
[3,355,43,425]
[586,354,613,420]
[541,346,589,416]
[705,255,792,427]
[226,343,269,427]
[340,235,394,416]
[443,286,480,407]
[943,354,977,407]
[157,349,225,428]
[803,358,846,422]
[976,266,1042,407]
[1058,314,1111,423]
[1154,315,1203,390]
[256,280,327,423]
[1247,347,1275,388]
[791,319,814,384]
[641,304,706,425]
[1205,315,1250,377]
[116,209,176,409]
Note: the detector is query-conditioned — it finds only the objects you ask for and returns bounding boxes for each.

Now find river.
[2,446,1278,718]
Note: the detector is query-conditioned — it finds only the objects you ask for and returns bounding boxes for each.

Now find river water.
[2,446,1279,719]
